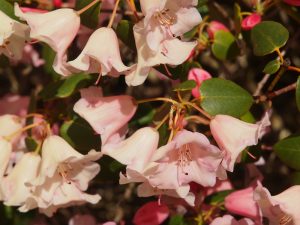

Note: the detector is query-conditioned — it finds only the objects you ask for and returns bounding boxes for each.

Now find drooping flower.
[187,68,212,98]
[207,21,229,39]
[225,186,262,222]
[133,201,169,225]
[254,182,300,225]
[0,10,29,60]
[19,135,101,216]
[210,215,255,225]
[15,4,80,75]
[68,27,129,76]
[0,115,23,145]
[241,13,262,30]
[125,0,201,86]
[148,130,226,190]
[210,112,271,172]
[73,86,137,145]
[1,152,41,206]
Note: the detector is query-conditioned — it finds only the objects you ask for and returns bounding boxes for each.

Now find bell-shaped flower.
[210,215,255,225]
[125,22,197,86]
[225,186,262,222]
[0,114,23,147]
[254,182,300,225]
[210,112,271,172]
[187,68,212,98]
[15,4,80,75]
[19,135,101,216]
[1,152,41,206]
[68,27,129,76]
[148,130,225,190]
[0,138,12,181]
[0,10,29,60]
[133,201,169,225]
[73,86,137,145]
[139,0,201,52]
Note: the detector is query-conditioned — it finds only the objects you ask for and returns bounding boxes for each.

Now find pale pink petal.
[139,0,166,15]
[210,215,255,225]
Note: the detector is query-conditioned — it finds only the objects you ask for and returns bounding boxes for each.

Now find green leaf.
[204,190,234,205]
[296,76,300,111]
[173,80,197,91]
[263,59,281,74]
[75,0,101,29]
[0,0,17,20]
[211,30,239,60]
[39,73,95,100]
[251,21,289,56]
[41,44,61,80]
[116,20,136,50]
[60,118,101,153]
[168,215,187,225]
[274,135,300,170]
[291,171,300,185]
[200,78,253,117]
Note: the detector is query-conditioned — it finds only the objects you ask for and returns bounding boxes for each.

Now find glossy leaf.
[116,20,136,50]
[296,76,300,111]
[211,30,239,60]
[204,190,234,205]
[274,135,300,170]
[39,73,95,100]
[0,0,17,20]
[263,59,281,74]
[173,80,197,91]
[60,117,101,153]
[75,0,101,29]
[200,78,253,117]
[251,21,289,56]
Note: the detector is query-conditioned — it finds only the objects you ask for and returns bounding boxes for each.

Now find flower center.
[177,144,192,175]
[154,9,176,27]
[57,163,73,184]
[279,214,293,225]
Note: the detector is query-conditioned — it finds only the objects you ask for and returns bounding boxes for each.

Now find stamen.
[57,163,73,184]
[279,214,292,225]
[154,9,176,27]
[177,144,192,175]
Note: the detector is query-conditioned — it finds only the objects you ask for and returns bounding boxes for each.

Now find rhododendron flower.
[15,4,80,75]
[149,130,226,190]
[188,68,212,98]
[284,0,300,6]
[20,135,101,216]
[1,153,41,206]
[0,10,29,60]
[225,186,262,222]
[241,13,262,30]
[0,95,29,116]
[210,112,271,172]
[133,201,169,225]
[0,115,23,142]
[73,86,137,145]
[210,215,255,225]
[254,182,300,225]
[68,27,129,76]
[125,25,197,86]
[0,138,12,180]
[207,21,229,39]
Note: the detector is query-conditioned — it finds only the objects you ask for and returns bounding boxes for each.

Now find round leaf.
[200,78,253,117]
[211,31,239,60]
[274,135,300,170]
[263,59,281,74]
[251,21,289,56]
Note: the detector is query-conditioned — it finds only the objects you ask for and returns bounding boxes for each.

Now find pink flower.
[188,68,212,98]
[0,139,12,182]
[133,201,169,225]
[73,86,137,145]
[210,215,255,225]
[15,3,80,75]
[68,28,129,76]
[0,95,29,116]
[210,112,271,172]
[207,21,229,39]
[254,182,300,225]
[148,130,226,190]
[284,0,300,6]
[241,13,262,30]
[225,186,262,222]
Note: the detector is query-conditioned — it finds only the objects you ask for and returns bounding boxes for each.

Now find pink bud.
[225,187,261,221]
[188,68,212,98]
[53,0,62,8]
[133,201,169,225]
[207,21,229,39]
[284,0,300,6]
[241,13,262,30]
